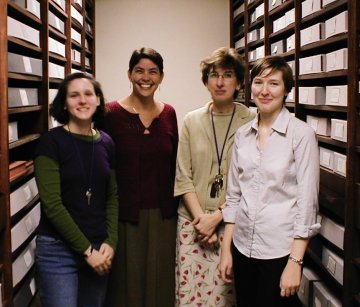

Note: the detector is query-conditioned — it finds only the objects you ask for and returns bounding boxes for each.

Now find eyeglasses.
[208,71,235,81]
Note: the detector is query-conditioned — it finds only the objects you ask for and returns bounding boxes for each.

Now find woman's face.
[128,58,163,98]
[251,68,286,116]
[206,66,240,105]
[65,78,99,124]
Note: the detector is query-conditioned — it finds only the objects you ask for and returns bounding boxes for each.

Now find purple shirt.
[104,102,179,221]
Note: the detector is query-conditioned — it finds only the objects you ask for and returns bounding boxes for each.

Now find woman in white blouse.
[220,56,320,307]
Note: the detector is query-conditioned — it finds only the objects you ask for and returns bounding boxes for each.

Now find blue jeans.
[35,235,108,307]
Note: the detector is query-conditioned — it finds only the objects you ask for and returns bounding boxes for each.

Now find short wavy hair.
[50,72,106,125]
[200,47,245,98]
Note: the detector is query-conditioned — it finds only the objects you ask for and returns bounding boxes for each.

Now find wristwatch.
[83,246,93,258]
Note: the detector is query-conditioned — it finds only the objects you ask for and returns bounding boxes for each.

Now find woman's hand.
[85,248,113,276]
[193,210,222,241]
[99,242,115,262]
[279,261,302,297]
[219,248,233,283]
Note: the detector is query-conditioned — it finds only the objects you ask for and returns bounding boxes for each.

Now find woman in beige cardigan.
[174,47,255,307]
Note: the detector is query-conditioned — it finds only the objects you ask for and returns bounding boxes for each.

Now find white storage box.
[313,282,341,307]
[256,46,264,60]
[49,62,65,79]
[330,118,347,142]
[271,40,285,55]
[248,50,256,62]
[49,89,58,104]
[268,0,282,11]
[13,271,37,307]
[306,115,331,136]
[299,54,325,75]
[285,88,294,102]
[259,27,265,40]
[299,87,325,105]
[48,11,65,33]
[7,16,40,46]
[301,23,325,47]
[71,5,84,26]
[8,122,18,143]
[10,177,38,216]
[235,37,245,49]
[8,52,42,76]
[71,28,82,44]
[8,88,38,107]
[298,267,321,306]
[285,8,295,26]
[12,0,40,19]
[54,0,66,11]
[326,48,348,72]
[49,37,66,57]
[286,34,295,52]
[233,4,244,18]
[322,247,344,285]
[325,11,348,39]
[302,0,322,18]
[273,16,286,33]
[333,152,347,177]
[248,29,259,43]
[325,85,347,106]
[255,3,264,20]
[11,203,40,252]
[319,215,344,250]
[12,237,36,287]
[287,60,295,76]
[319,147,334,170]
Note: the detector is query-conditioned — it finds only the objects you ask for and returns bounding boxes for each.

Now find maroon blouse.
[104,101,179,222]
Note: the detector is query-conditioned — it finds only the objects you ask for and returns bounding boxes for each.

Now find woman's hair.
[129,47,164,74]
[200,47,245,98]
[250,56,294,94]
[50,72,106,125]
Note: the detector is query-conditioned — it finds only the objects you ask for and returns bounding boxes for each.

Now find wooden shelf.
[8,106,43,115]
[298,70,348,80]
[8,134,41,150]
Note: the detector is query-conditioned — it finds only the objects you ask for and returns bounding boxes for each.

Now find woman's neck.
[211,100,235,113]
[65,121,93,136]
[126,93,156,113]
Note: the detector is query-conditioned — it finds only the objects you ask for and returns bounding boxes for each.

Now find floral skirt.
[175,215,236,307]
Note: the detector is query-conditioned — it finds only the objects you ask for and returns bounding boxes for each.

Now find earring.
[130,83,132,89]
[158,85,161,91]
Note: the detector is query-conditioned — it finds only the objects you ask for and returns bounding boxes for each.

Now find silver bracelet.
[288,255,303,265]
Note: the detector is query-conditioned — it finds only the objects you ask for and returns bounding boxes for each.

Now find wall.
[95,0,230,125]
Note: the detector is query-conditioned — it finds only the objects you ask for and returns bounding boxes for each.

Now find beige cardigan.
[175,101,255,220]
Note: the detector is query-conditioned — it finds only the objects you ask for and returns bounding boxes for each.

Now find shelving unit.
[230,0,360,306]
[0,1,95,306]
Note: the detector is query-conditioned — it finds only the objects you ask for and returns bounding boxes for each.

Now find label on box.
[322,151,331,166]
[55,17,61,30]
[305,59,313,72]
[326,256,337,275]
[25,217,34,233]
[328,53,336,69]
[24,250,33,267]
[30,278,36,295]
[8,124,13,141]
[328,18,336,35]
[301,89,309,103]
[334,123,344,138]
[23,185,32,201]
[19,89,29,106]
[273,45,278,54]
[310,119,318,131]
[330,88,340,103]
[337,157,346,174]
[23,57,32,74]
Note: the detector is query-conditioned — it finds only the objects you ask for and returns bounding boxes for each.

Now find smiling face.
[128,58,164,99]
[65,78,100,125]
[206,66,240,105]
[251,68,287,116]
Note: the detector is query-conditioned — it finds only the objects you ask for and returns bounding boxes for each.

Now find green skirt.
[105,208,177,307]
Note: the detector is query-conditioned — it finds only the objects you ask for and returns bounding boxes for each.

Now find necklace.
[210,104,236,198]
[67,125,95,205]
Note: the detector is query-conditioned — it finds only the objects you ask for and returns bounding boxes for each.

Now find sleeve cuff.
[294,222,321,238]
[223,206,237,223]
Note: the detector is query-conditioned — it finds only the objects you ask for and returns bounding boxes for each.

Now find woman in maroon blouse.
[104,47,179,307]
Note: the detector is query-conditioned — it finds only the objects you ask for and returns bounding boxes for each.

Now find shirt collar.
[249,107,291,135]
